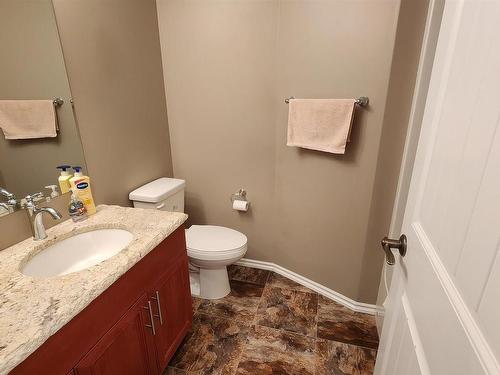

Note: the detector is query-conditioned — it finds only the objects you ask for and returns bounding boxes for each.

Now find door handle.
[151,291,163,325]
[143,301,156,335]
[380,234,407,265]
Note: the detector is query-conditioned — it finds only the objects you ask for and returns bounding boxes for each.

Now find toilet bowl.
[129,178,248,300]
[186,225,247,299]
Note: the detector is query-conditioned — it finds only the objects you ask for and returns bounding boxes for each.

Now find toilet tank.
[129,177,185,213]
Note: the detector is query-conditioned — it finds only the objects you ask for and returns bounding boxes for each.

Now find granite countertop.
[0,205,188,374]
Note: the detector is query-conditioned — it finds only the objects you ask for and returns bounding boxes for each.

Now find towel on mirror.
[0,100,58,139]
[286,98,356,154]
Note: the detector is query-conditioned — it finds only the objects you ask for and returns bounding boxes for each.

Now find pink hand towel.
[0,100,58,139]
[286,98,356,154]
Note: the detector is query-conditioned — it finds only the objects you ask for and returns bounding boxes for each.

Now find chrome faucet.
[0,187,17,210]
[24,193,62,240]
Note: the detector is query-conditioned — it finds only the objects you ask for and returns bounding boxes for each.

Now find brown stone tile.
[168,315,205,371]
[197,280,264,323]
[168,313,249,374]
[255,287,318,337]
[192,297,202,312]
[316,339,376,375]
[228,265,270,286]
[236,325,317,375]
[317,295,379,349]
[266,272,314,293]
[193,315,250,374]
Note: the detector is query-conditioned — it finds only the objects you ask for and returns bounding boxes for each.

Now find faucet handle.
[24,192,44,207]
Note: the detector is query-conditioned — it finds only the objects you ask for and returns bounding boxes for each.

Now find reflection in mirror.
[0,0,86,214]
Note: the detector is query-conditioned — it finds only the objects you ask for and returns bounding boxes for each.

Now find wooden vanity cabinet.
[149,256,192,371]
[74,294,158,375]
[12,226,192,375]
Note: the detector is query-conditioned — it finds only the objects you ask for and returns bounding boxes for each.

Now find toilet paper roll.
[232,199,249,212]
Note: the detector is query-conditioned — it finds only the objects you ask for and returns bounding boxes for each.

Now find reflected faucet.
[24,193,62,240]
[0,187,17,210]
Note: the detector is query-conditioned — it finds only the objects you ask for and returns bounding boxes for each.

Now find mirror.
[0,0,86,216]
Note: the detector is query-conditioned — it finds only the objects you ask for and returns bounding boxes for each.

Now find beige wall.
[0,0,86,198]
[52,0,173,206]
[157,0,426,303]
[158,0,279,268]
[359,0,432,303]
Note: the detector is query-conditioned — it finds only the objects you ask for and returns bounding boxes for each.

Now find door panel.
[376,0,500,374]
[418,0,500,309]
[405,224,485,374]
[75,294,157,375]
[479,249,500,359]
[456,125,500,310]
[376,260,429,375]
[152,256,192,371]
[388,296,424,375]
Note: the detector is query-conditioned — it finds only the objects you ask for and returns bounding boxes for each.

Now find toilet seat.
[186,225,247,261]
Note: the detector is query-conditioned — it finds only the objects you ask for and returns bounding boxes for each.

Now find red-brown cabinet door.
[74,294,158,375]
[151,256,192,371]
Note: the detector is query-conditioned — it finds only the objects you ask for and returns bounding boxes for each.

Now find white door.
[375,0,500,374]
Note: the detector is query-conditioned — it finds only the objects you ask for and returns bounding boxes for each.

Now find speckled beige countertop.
[0,205,187,374]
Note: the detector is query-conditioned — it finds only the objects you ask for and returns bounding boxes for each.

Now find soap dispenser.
[45,185,60,200]
[69,166,96,215]
[56,165,72,194]
[68,188,88,222]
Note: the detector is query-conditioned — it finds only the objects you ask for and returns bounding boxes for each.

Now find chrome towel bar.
[284,96,369,107]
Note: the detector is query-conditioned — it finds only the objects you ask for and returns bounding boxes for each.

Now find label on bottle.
[76,182,89,189]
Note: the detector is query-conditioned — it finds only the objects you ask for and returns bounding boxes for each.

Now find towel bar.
[284,96,369,107]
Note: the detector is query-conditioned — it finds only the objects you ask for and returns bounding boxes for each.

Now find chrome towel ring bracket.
[53,97,64,107]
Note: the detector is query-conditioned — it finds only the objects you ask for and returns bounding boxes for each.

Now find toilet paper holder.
[230,188,248,203]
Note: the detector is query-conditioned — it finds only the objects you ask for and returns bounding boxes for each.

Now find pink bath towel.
[286,99,356,154]
[0,100,58,139]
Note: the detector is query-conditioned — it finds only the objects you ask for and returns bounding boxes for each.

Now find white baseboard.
[235,258,378,315]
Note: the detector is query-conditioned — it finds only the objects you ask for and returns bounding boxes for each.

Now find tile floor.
[165,265,378,375]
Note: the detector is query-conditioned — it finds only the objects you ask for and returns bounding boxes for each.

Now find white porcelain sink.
[22,229,134,277]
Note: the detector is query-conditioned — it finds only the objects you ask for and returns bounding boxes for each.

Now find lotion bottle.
[56,165,72,194]
[69,166,96,215]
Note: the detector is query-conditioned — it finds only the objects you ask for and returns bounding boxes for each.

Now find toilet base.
[190,266,231,300]
[189,272,201,297]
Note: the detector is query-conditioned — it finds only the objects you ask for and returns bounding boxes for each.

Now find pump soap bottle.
[68,188,88,222]
[69,166,96,215]
[57,165,72,194]
[45,185,60,201]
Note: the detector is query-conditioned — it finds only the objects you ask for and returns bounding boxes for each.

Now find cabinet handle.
[151,291,163,325]
[143,301,156,335]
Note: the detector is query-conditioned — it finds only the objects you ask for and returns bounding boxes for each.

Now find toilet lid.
[186,225,247,252]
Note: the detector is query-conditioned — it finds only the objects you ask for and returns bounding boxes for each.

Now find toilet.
[129,177,247,299]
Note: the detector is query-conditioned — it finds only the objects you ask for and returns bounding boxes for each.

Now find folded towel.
[286,98,356,154]
[0,100,58,139]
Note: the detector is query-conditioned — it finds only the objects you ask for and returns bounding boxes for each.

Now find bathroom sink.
[22,229,134,277]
